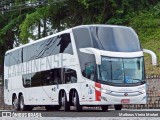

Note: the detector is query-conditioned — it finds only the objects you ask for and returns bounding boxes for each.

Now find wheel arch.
[58,89,65,103]
[69,88,77,104]
[12,93,17,104]
[18,92,23,98]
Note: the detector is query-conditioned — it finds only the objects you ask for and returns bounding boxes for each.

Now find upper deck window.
[90,26,142,52]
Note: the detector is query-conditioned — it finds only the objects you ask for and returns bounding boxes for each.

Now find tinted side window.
[90,27,141,52]
[4,79,8,89]
[73,28,92,49]
[31,72,41,87]
[23,47,28,62]
[23,68,77,87]
[22,33,73,62]
[73,28,96,78]
[4,53,10,66]
[45,36,60,56]
[8,49,22,66]
[85,62,96,81]
[41,70,56,86]
[23,74,32,87]
[58,34,73,54]
[64,68,77,84]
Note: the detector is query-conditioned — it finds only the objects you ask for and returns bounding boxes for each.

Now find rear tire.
[114,105,122,110]
[74,91,82,112]
[61,92,70,111]
[19,95,27,111]
[27,106,33,111]
[45,106,54,111]
[45,105,61,111]
[54,105,61,111]
[12,95,19,111]
[101,105,109,111]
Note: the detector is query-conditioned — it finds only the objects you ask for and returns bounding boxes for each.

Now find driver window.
[85,62,95,80]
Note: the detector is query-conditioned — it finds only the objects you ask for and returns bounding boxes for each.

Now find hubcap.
[62,96,65,106]
[20,97,24,110]
[13,98,18,108]
[73,96,76,106]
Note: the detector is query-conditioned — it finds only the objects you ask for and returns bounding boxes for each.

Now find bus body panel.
[3,25,148,109]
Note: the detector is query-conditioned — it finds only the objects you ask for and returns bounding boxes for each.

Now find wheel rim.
[115,105,122,110]
[73,92,76,106]
[13,97,18,109]
[20,96,24,110]
[61,92,69,111]
[74,91,82,112]
[62,96,65,106]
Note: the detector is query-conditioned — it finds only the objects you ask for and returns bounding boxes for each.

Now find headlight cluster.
[101,89,112,94]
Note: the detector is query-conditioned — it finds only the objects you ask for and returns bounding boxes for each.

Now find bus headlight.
[101,89,112,94]
[139,90,145,94]
[142,96,147,101]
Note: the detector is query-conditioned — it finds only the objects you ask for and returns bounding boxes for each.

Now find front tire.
[101,105,109,111]
[114,105,122,110]
[45,106,54,111]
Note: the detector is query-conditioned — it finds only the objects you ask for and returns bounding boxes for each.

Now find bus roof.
[5,24,132,54]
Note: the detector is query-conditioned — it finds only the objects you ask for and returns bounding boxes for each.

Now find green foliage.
[129,3,160,75]
[0,0,160,75]
[20,7,50,43]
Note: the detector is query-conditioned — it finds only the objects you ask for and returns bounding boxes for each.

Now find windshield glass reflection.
[98,56,144,84]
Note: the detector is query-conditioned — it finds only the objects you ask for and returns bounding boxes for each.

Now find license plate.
[121,99,130,103]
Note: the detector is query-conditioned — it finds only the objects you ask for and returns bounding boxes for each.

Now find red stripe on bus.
[95,82,101,101]
[95,82,101,88]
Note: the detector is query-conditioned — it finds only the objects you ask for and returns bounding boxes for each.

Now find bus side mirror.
[143,49,157,66]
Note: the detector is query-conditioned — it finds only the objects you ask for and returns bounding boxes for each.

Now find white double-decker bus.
[4,25,157,111]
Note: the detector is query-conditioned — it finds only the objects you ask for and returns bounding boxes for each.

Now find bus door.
[41,68,61,104]
[84,63,96,102]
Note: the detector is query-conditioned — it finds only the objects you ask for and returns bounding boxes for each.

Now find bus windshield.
[98,56,144,84]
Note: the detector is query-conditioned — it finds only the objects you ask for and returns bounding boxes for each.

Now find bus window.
[23,74,32,87]
[31,72,41,87]
[4,53,10,66]
[85,63,95,81]
[57,34,73,54]
[4,79,8,89]
[41,70,54,86]
[64,68,77,84]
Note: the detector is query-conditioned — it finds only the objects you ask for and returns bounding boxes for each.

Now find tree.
[0,0,35,74]
[0,0,159,76]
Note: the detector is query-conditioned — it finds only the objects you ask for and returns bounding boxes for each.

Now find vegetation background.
[0,0,160,76]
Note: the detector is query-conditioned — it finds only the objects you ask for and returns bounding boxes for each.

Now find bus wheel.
[45,105,61,111]
[19,95,27,111]
[73,91,82,112]
[27,106,33,111]
[45,106,55,111]
[12,95,19,111]
[54,105,61,111]
[61,92,70,111]
[114,105,122,110]
[101,105,109,111]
